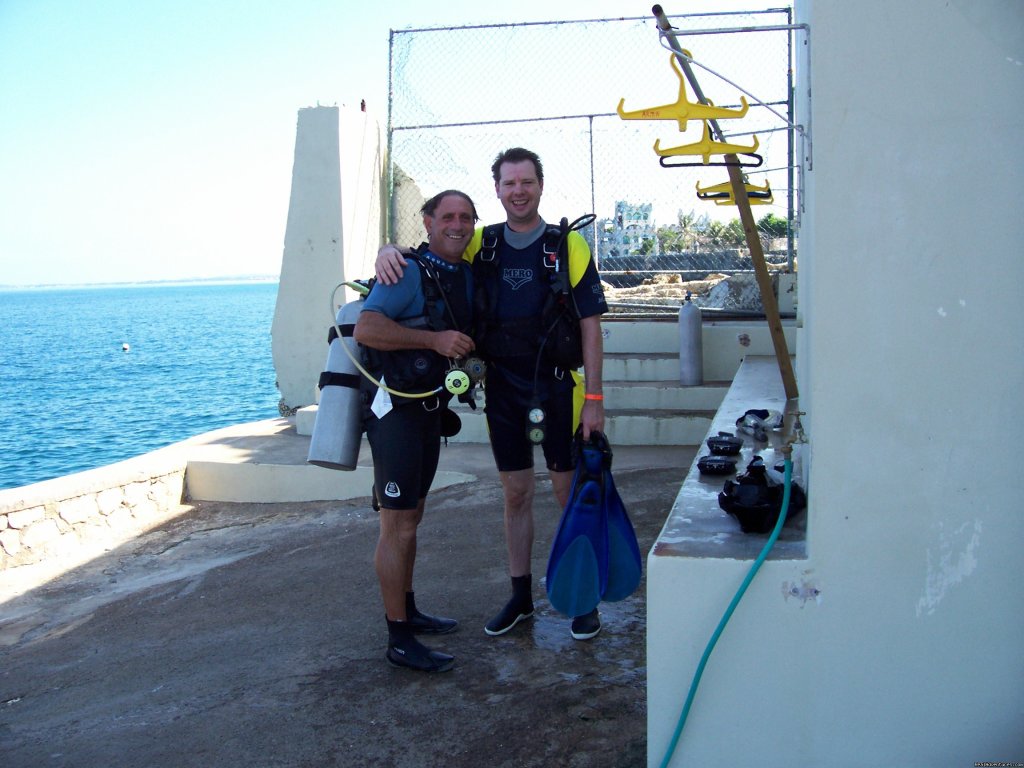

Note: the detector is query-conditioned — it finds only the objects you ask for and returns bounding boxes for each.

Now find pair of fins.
[546,430,642,617]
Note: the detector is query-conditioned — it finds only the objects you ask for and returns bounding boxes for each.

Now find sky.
[0,0,781,287]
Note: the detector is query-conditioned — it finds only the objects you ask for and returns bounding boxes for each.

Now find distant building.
[598,201,659,263]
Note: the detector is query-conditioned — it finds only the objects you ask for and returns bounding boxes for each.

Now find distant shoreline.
[0,275,279,291]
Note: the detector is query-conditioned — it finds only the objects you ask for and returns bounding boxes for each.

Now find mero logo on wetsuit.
[502,267,533,290]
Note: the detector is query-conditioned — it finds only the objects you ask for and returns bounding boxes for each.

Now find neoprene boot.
[385,618,455,672]
[484,574,535,636]
[405,591,458,635]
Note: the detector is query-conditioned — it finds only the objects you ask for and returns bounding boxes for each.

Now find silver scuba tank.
[308,300,364,470]
[678,292,703,386]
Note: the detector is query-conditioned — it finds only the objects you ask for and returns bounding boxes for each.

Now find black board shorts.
[364,399,442,510]
[483,365,575,473]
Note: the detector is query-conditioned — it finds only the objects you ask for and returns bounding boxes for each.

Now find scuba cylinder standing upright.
[678,291,703,386]
[308,298,364,470]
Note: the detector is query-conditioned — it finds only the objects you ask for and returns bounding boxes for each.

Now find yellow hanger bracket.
[654,121,760,165]
[617,53,749,132]
[695,178,773,206]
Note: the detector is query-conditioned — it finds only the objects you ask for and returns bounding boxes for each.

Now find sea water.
[0,282,282,491]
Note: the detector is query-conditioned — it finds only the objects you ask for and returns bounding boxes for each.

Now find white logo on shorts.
[384,481,401,498]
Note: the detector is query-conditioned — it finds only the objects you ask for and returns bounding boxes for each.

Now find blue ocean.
[0,282,281,491]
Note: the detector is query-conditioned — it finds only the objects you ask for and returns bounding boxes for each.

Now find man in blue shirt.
[355,189,477,672]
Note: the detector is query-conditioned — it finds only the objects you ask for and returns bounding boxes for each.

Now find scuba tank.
[308,298,365,471]
[678,291,703,386]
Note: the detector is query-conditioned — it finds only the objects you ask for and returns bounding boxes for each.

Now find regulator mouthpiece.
[463,356,486,383]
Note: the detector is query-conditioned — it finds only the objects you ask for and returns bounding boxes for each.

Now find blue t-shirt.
[358,249,473,404]
[362,250,471,325]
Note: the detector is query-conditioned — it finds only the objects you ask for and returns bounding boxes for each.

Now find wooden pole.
[652,5,798,400]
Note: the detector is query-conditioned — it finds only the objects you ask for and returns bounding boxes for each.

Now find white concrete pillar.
[271,104,386,413]
[272,106,342,413]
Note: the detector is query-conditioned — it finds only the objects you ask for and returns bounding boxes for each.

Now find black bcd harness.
[358,247,473,408]
[473,215,593,371]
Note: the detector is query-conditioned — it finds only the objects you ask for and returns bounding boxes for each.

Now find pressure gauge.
[445,369,470,395]
[527,405,546,445]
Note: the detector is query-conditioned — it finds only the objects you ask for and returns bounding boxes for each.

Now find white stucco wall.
[648,2,1024,765]
[272,106,343,411]
[338,106,387,299]
[271,105,385,411]
[803,1,1023,760]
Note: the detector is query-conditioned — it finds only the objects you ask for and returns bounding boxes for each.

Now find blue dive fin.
[601,469,642,602]
[546,448,609,617]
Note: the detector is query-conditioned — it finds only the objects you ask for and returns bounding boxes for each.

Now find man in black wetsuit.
[354,189,478,672]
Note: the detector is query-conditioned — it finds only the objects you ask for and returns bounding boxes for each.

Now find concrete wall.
[800,1,1023,761]
[391,164,427,248]
[648,2,1024,765]
[0,452,187,572]
[338,106,388,295]
[271,105,385,413]
[602,318,797,383]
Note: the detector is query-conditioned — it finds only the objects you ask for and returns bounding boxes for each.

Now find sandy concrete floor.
[0,442,696,768]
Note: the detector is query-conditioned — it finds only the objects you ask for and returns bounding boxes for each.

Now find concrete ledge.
[0,446,190,571]
[602,318,797,382]
[652,355,807,561]
[602,381,727,412]
[0,419,306,570]
[299,403,715,447]
[0,417,480,572]
[298,380,729,437]
[646,356,809,765]
[602,410,714,446]
[185,462,374,503]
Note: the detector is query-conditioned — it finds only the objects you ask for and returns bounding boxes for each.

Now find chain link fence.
[387,9,803,316]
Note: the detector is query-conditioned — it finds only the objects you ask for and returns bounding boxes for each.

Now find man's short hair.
[420,189,479,220]
[491,147,544,185]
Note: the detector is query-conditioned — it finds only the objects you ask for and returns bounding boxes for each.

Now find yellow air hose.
[329,281,458,400]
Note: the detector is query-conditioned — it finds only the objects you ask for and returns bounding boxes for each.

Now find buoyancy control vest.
[472,218,584,371]
[359,247,472,407]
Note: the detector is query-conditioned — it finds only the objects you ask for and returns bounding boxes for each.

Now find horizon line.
[0,274,280,291]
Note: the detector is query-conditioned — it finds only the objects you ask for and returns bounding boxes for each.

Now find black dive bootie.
[385,618,455,672]
[484,574,535,636]
[405,592,458,635]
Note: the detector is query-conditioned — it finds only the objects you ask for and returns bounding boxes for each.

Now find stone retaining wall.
[0,452,188,571]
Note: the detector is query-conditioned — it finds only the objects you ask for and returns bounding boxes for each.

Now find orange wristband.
[584,393,604,401]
